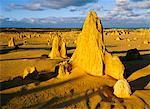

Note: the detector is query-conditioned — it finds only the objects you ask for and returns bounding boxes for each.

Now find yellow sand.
[0,28,150,108]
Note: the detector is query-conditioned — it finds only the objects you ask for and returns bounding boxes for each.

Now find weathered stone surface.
[57,64,66,78]
[89,95,102,109]
[70,10,125,80]
[49,36,61,59]
[70,11,105,76]
[60,38,67,58]
[49,35,67,59]
[100,102,111,109]
[113,79,131,98]
[104,51,124,80]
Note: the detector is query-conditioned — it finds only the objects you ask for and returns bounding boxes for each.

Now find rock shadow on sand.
[0,75,84,106]
[129,75,150,92]
[36,86,123,109]
[120,54,150,78]
[0,71,58,91]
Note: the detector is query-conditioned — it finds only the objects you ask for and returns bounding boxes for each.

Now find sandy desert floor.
[0,28,150,109]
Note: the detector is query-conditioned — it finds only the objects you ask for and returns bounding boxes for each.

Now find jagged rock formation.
[104,51,124,80]
[113,79,131,98]
[8,37,15,47]
[70,11,105,76]
[49,35,67,59]
[23,66,38,79]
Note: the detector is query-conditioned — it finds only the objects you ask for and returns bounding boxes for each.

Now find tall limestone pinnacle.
[49,35,61,59]
[70,10,105,76]
[49,35,67,59]
[56,10,131,98]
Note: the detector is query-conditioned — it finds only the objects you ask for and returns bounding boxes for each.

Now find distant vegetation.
[0,28,82,32]
[1,27,149,33]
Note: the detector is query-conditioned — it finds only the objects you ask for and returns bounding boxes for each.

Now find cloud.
[129,1,150,9]
[40,0,97,9]
[2,0,150,28]
[0,16,85,28]
[116,0,129,5]
[100,0,150,28]
[9,3,44,11]
[23,3,44,11]
[9,0,97,11]
[0,15,150,28]
[115,0,150,9]
[105,0,150,19]
[69,2,102,15]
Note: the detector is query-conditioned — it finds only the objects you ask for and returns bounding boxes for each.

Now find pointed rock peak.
[70,11,105,76]
[83,10,102,33]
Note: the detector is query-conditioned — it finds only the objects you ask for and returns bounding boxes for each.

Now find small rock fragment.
[113,79,132,98]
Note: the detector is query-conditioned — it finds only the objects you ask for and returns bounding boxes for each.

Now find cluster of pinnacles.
[57,11,131,98]
[20,11,132,98]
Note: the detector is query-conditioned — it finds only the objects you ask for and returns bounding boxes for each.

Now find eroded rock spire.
[70,11,105,76]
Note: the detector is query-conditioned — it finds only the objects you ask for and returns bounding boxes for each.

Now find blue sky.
[0,0,150,28]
